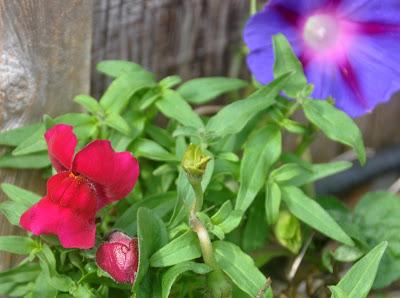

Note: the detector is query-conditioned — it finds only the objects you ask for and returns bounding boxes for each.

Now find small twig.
[287,233,314,281]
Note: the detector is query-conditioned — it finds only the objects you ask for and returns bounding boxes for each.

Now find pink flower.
[20,124,139,249]
[96,231,139,284]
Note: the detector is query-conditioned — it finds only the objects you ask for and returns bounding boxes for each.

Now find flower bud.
[96,231,138,284]
[274,211,302,254]
[181,144,211,180]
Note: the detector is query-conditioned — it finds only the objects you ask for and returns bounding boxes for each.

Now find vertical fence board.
[0,0,92,270]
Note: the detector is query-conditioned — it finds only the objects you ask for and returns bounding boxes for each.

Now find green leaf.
[0,263,39,296]
[0,183,41,225]
[272,34,307,97]
[161,262,211,298]
[242,197,269,252]
[114,191,176,235]
[100,72,155,114]
[0,153,50,169]
[135,208,169,291]
[74,95,102,114]
[206,73,292,139]
[354,191,400,288]
[282,187,354,246]
[104,113,131,135]
[131,138,178,162]
[96,60,153,78]
[12,125,46,156]
[156,89,204,129]
[159,75,182,89]
[178,77,248,104]
[287,161,352,187]
[0,123,42,147]
[214,241,272,298]
[211,200,233,225]
[1,183,41,206]
[265,181,281,225]
[235,124,282,212]
[331,241,387,298]
[150,231,201,267]
[218,210,243,234]
[0,236,36,254]
[303,99,366,164]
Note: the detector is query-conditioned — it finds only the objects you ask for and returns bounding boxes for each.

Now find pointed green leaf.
[161,262,211,298]
[206,73,292,139]
[150,231,201,268]
[331,241,387,298]
[0,236,36,255]
[178,77,248,104]
[235,124,281,212]
[303,99,366,164]
[273,34,307,97]
[156,89,204,129]
[214,241,272,298]
[0,124,43,147]
[282,186,354,246]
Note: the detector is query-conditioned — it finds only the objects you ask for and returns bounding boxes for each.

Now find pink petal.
[72,140,139,209]
[20,172,97,249]
[96,237,138,284]
[45,124,77,172]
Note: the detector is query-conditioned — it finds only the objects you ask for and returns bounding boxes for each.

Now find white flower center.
[303,14,339,51]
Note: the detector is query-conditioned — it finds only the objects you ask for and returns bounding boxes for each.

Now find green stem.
[190,213,219,270]
[250,0,257,15]
[189,177,204,214]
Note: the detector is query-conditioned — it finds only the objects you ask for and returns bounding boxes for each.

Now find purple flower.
[244,0,400,117]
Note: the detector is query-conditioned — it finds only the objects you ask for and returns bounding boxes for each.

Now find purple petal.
[243,6,298,52]
[269,0,332,15]
[244,5,300,84]
[306,31,400,117]
[339,0,400,24]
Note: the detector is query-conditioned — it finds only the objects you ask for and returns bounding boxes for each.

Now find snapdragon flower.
[20,124,139,249]
[244,0,400,117]
[96,231,138,284]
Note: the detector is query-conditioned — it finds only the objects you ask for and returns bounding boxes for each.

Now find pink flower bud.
[96,231,139,284]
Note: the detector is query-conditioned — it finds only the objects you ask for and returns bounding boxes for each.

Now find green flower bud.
[274,210,302,254]
[207,270,233,298]
[181,144,211,180]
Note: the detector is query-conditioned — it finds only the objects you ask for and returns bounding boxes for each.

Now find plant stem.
[189,177,204,214]
[190,213,219,270]
[250,0,257,15]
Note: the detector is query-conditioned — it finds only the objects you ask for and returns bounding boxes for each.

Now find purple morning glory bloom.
[244,0,400,117]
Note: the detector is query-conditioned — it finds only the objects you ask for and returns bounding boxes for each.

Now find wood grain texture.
[0,0,92,270]
[91,0,400,162]
[91,0,249,97]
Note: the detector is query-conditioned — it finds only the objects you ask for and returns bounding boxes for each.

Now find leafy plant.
[0,34,393,298]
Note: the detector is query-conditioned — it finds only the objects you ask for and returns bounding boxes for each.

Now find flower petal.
[45,124,77,172]
[339,0,400,24]
[244,5,300,84]
[305,30,400,117]
[20,197,96,249]
[72,140,139,209]
[20,172,97,249]
[96,238,138,284]
[269,0,331,15]
[305,60,366,117]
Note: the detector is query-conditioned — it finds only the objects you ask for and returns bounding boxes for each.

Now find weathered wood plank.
[0,0,92,270]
